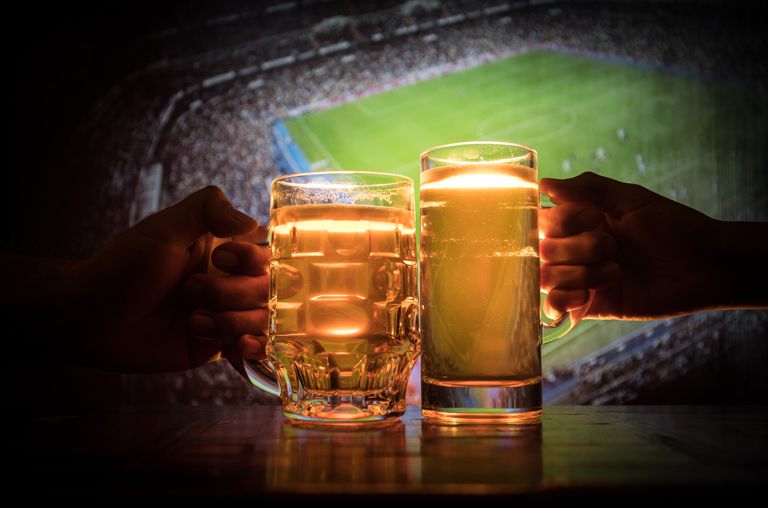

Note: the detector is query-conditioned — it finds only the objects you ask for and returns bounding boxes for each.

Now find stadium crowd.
[543,309,768,404]
[153,4,763,229]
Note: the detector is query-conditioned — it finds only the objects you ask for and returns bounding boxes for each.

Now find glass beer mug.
[245,171,420,422]
[419,142,593,424]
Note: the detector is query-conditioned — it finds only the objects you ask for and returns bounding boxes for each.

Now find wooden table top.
[16,405,767,499]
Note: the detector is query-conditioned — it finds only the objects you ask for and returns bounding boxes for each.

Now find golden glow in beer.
[269,204,419,418]
[420,164,542,384]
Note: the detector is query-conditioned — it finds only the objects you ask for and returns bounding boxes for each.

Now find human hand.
[539,172,766,320]
[185,231,271,379]
[67,186,268,372]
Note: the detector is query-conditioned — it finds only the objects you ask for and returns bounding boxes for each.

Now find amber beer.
[266,183,419,421]
[420,143,544,424]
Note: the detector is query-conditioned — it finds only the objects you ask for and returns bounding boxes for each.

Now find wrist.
[706,220,767,309]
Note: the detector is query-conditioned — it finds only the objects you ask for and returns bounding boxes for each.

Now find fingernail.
[226,206,257,226]
[189,312,216,337]
[244,345,265,361]
[544,304,562,321]
[212,249,239,272]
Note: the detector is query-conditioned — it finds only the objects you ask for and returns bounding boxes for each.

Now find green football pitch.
[285,49,767,369]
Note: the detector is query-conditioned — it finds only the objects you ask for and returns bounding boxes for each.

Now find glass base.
[282,393,405,423]
[421,377,542,425]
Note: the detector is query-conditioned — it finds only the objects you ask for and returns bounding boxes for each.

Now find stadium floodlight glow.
[420,173,538,190]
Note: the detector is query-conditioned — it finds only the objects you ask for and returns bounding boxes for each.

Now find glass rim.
[420,141,537,166]
[272,170,413,189]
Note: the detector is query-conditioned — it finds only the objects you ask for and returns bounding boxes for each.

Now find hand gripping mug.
[419,142,593,424]
[245,171,420,423]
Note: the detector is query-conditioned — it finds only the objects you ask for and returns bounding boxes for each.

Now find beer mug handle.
[242,237,281,398]
[538,198,595,344]
[207,235,281,398]
[540,289,596,344]
[243,359,281,397]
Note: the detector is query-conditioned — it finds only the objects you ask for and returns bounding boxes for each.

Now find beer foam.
[420,173,538,190]
[491,246,539,258]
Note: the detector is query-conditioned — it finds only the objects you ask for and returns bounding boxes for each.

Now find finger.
[233,225,269,244]
[135,186,258,243]
[540,203,603,238]
[188,308,269,344]
[221,334,268,379]
[540,262,621,291]
[544,288,590,320]
[184,273,269,310]
[212,241,270,275]
[239,334,268,361]
[540,231,617,264]
[540,172,649,213]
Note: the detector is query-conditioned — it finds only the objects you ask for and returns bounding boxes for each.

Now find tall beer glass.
[419,142,588,424]
[246,171,419,422]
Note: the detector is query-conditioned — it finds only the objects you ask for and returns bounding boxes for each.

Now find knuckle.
[585,235,604,259]
[194,185,226,205]
[201,184,224,196]
[578,171,599,184]
[539,238,555,260]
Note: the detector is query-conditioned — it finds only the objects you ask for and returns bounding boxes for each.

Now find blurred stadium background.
[9,0,767,408]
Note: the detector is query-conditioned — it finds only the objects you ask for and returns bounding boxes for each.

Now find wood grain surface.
[15,405,767,499]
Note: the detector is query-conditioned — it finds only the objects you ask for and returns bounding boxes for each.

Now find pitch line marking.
[476,106,579,143]
[353,101,376,118]
[469,69,628,139]
[297,116,343,170]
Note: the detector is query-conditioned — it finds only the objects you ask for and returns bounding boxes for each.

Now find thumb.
[540,171,642,212]
[135,186,258,243]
